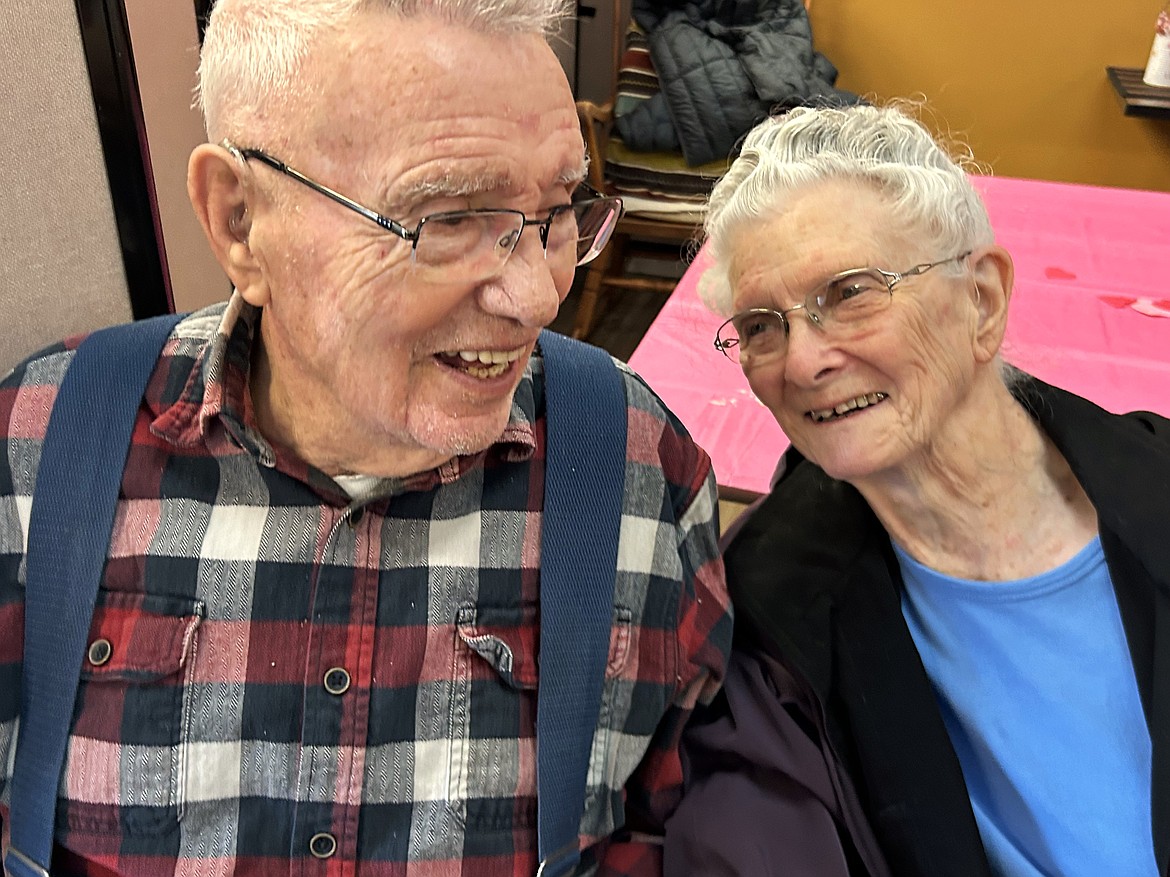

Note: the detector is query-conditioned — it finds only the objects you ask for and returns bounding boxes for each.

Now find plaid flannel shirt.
[0,296,732,876]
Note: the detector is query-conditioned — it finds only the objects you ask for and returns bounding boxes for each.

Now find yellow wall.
[809,0,1170,192]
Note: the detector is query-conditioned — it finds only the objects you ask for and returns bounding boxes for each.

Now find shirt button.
[323,667,351,695]
[87,638,113,667]
[309,832,337,859]
[347,508,364,528]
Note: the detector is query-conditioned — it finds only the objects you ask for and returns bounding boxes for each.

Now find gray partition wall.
[1,0,171,376]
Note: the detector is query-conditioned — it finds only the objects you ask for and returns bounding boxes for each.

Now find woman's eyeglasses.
[713,252,971,364]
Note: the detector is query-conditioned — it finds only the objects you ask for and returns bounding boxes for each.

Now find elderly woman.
[663,104,1170,877]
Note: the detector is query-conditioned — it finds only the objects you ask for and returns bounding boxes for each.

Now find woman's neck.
[856,379,1098,581]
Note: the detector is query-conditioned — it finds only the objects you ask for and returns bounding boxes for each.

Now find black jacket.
[665,377,1170,875]
[620,0,857,166]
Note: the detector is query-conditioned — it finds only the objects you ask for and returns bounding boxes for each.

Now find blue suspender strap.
[4,314,182,877]
[534,330,626,877]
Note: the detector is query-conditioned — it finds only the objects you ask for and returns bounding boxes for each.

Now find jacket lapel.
[726,453,991,877]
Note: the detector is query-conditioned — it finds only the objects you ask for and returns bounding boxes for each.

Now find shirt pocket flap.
[80,591,205,683]
[456,604,538,691]
[456,603,633,691]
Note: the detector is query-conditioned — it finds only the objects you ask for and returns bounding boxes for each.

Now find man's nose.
[477,238,566,328]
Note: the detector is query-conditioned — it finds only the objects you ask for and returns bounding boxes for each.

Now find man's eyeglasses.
[224,143,624,283]
[713,252,972,364]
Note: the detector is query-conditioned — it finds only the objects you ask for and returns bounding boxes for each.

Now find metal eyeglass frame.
[714,251,972,359]
[223,142,621,267]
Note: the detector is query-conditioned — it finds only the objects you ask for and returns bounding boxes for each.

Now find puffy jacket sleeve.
[663,649,854,875]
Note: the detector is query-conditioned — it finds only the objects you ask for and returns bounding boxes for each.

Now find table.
[627,176,1170,500]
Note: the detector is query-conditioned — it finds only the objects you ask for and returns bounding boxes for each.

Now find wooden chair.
[569,1,813,341]
[570,96,706,340]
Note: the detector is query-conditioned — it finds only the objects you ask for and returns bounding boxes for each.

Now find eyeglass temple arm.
[903,262,941,279]
[900,250,974,282]
[231,147,415,243]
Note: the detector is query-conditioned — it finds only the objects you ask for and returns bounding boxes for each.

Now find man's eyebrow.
[392,173,514,208]
[387,165,589,213]
[559,165,588,187]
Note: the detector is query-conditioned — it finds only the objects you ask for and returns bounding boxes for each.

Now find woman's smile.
[807,392,889,423]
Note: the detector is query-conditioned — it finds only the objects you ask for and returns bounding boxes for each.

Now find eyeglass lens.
[414,199,620,279]
[572,199,622,264]
[718,268,893,363]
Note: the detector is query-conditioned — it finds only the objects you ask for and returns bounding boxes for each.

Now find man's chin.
[409,406,514,460]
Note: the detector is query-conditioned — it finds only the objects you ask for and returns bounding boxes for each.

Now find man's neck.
[247,333,452,480]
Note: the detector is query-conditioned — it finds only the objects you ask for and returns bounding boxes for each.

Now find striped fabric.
[606,23,729,217]
[0,295,732,876]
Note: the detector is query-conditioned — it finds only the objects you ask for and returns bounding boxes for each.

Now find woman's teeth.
[809,392,888,423]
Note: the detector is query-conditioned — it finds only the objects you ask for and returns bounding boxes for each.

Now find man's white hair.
[196,0,572,143]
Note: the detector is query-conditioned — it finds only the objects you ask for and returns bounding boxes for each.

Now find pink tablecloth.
[627,176,1170,498]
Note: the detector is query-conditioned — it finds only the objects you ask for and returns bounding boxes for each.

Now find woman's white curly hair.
[699,101,995,316]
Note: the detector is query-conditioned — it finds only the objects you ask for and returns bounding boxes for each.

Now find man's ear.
[968,245,1014,365]
[188,143,270,307]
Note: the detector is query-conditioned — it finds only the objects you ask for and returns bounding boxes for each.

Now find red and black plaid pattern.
[0,296,732,876]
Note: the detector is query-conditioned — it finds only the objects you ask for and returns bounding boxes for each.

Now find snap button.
[347,508,364,528]
[323,667,351,695]
[87,638,113,667]
[309,831,337,859]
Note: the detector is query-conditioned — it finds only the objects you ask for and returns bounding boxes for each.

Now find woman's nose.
[781,311,844,385]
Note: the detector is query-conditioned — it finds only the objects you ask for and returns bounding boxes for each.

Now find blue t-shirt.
[897,537,1156,876]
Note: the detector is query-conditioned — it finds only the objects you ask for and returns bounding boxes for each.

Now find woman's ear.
[187,144,270,307]
[968,245,1014,364]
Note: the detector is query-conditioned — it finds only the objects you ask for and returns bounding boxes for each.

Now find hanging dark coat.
[618,0,859,166]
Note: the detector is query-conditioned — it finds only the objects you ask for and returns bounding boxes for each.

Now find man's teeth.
[440,346,526,378]
[448,347,525,365]
[810,393,887,423]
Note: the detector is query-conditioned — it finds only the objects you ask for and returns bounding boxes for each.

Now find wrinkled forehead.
[279,11,584,202]
[725,180,922,308]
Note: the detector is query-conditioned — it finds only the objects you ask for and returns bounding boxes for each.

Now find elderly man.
[0,1,731,874]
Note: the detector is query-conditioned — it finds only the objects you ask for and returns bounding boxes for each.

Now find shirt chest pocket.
[448,603,631,835]
[63,591,204,837]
